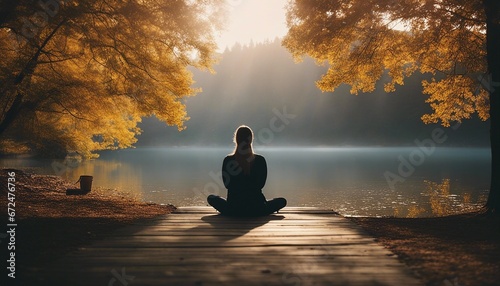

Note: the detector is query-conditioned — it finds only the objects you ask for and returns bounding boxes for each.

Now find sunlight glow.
[217,0,289,51]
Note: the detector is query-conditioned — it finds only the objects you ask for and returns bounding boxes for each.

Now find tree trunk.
[0,19,67,137]
[0,93,24,135]
[484,0,500,212]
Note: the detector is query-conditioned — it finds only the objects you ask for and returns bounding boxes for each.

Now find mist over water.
[137,40,490,148]
[1,38,490,216]
[2,146,490,217]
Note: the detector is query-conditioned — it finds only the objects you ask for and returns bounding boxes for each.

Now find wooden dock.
[31,207,421,285]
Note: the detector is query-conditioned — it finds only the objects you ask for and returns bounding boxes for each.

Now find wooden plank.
[71,245,395,257]
[110,231,366,236]
[57,255,404,264]
[173,206,338,214]
[71,248,396,261]
[80,239,378,248]
[26,207,422,286]
[36,265,415,274]
[28,271,416,286]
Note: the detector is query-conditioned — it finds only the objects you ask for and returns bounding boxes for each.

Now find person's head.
[233,125,254,155]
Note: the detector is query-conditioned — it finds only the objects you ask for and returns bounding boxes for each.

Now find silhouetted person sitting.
[207,125,287,216]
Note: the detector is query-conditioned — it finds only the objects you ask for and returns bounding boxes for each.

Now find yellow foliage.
[283,0,489,126]
[0,0,224,157]
[421,76,488,126]
[406,205,426,218]
[463,192,472,204]
[425,179,454,217]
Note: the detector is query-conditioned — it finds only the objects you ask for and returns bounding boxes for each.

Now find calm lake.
[1,147,491,217]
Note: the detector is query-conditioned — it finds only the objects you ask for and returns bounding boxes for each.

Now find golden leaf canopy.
[283,0,488,126]
[0,0,225,157]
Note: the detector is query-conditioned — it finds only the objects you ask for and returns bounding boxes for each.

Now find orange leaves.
[0,0,223,157]
[421,76,489,126]
[283,0,488,127]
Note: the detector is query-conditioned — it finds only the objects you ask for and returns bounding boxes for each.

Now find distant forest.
[137,39,490,148]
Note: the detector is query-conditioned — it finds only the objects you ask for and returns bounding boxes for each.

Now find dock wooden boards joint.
[31,206,422,285]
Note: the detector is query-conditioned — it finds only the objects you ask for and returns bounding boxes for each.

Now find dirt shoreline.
[0,169,175,274]
[351,213,500,286]
[1,169,499,285]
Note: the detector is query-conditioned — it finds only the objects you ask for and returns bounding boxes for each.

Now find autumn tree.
[0,0,224,158]
[283,0,500,212]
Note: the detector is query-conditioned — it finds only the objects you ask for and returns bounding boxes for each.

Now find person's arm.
[255,155,267,190]
[222,156,240,189]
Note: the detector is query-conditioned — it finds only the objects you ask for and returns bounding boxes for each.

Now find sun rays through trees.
[0,0,225,158]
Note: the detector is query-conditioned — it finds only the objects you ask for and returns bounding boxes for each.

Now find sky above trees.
[216,0,288,50]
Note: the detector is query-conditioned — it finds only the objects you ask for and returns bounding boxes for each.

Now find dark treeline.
[136,39,489,147]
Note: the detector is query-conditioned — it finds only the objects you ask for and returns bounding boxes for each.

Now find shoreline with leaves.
[0,169,175,282]
[353,214,500,286]
[0,169,498,285]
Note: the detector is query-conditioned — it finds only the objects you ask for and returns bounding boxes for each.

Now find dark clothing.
[208,195,286,217]
[223,154,267,207]
[207,154,286,216]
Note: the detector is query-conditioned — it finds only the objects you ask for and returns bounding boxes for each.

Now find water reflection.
[374,178,489,218]
[54,157,145,201]
[0,147,490,217]
[426,179,453,216]
[423,178,487,217]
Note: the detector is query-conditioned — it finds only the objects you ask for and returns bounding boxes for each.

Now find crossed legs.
[207,195,287,216]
